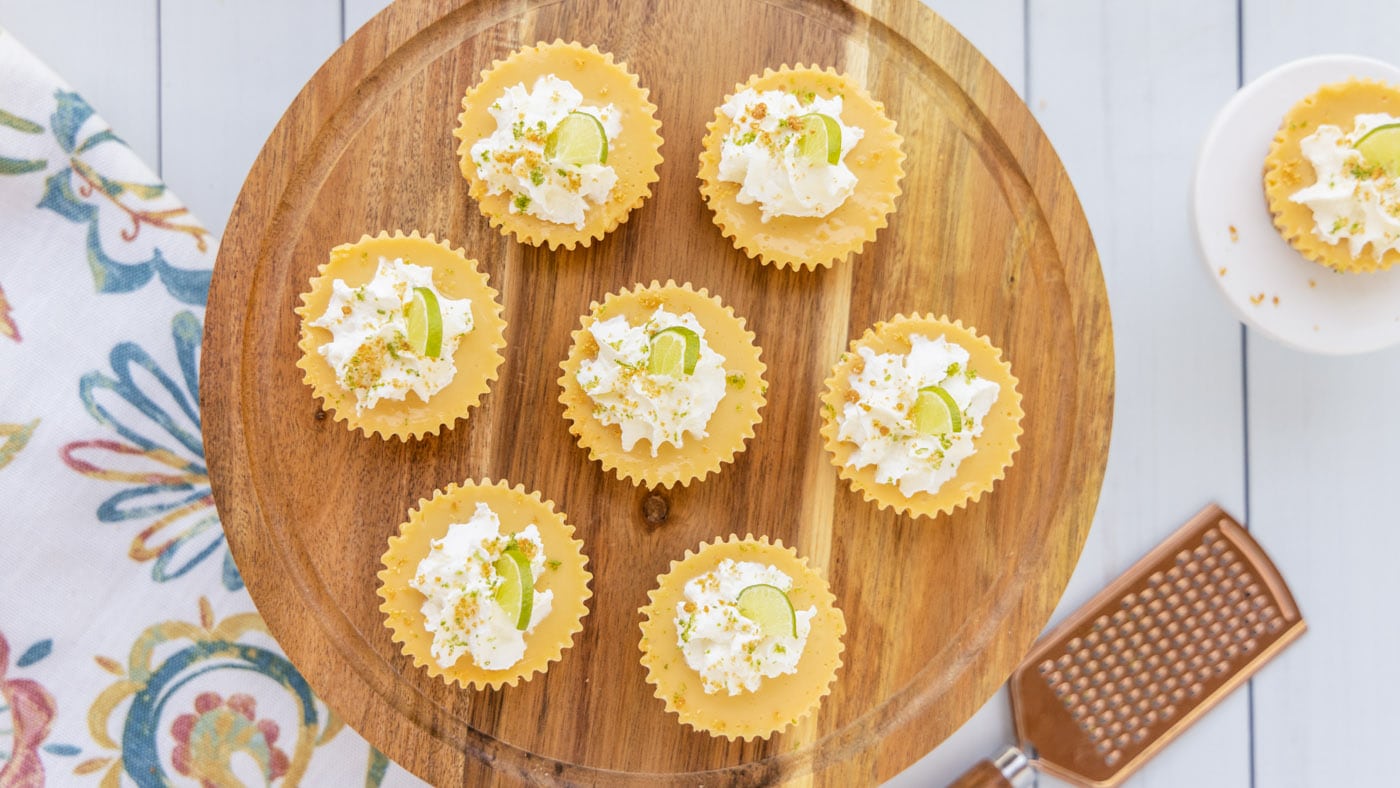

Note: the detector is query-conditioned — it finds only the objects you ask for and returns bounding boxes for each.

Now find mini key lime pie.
[820,314,1023,520]
[377,479,591,689]
[638,535,845,740]
[454,41,663,250]
[1264,79,1400,272]
[558,281,766,488]
[698,65,904,270]
[295,232,507,440]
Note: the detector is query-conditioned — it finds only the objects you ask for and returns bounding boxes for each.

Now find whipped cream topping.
[673,559,816,696]
[311,257,473,414]
[1290,113,1400,259]
[836,334,1001,497]
[469,74,622,228]
[410,502,554,671]
[717,87,865,222]
[575,307,727,457]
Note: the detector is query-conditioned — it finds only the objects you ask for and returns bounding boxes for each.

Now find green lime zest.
[405,286,443,358]
[492,546,533,631]
[911,385,962,436]
[545,111,608,166]
[648,326,701,377]
[736,584,796,638]
[794,112,841,165]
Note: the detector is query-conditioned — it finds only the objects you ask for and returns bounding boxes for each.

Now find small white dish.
[1193,54,1400,355]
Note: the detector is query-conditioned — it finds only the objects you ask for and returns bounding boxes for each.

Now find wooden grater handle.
[946,747,1032,788]
[946,760,1011,788]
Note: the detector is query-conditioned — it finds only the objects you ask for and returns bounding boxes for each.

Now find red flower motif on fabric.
[0,631,58,788]
[169,691,289,787]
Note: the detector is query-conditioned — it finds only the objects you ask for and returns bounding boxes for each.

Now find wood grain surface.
[200,0,1112,784]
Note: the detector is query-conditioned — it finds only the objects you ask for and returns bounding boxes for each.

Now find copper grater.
[949,504,1305,788]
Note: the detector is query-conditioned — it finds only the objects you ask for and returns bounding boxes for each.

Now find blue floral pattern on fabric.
[1,91,212,305]
[1,29,417,786]
[61,311,240,590]
[81,600,365,786]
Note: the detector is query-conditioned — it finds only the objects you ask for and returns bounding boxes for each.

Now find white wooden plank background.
[1241,3,1400,787]
[3,0,1399,785]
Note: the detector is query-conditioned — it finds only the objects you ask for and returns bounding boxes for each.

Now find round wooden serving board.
[202,0,1113,784]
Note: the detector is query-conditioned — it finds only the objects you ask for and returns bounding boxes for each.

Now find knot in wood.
[642,492,669,525]
[314,408,328,421]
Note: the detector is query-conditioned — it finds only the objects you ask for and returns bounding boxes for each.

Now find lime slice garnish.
[795,112,841,165]
[911,385,962,436]
[737,584,797,639]
[405,286,443,359]
[648,326,700,377]
[544,111,608,166]
[492,546,533,631]
[1355,122,1400,176]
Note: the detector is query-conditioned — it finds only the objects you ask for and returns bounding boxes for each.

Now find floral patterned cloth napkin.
[0,27,423,787]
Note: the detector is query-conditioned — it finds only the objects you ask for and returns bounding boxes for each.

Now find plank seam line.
[1022,0,1031,99]
[155,0,163,177]
[1235,1,1258,786]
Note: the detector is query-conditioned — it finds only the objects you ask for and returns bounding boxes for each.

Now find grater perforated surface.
[1008,505,1304,787]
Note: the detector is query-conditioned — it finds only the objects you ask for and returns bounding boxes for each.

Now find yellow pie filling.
[820,314,1023,520]
[1264,79,1400,273]
[377,479,591,690]
[454,40,663,250]
[558,281,767,488]
[698,65,905,270]
[295,231,506,440]
[638,535,845,740]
